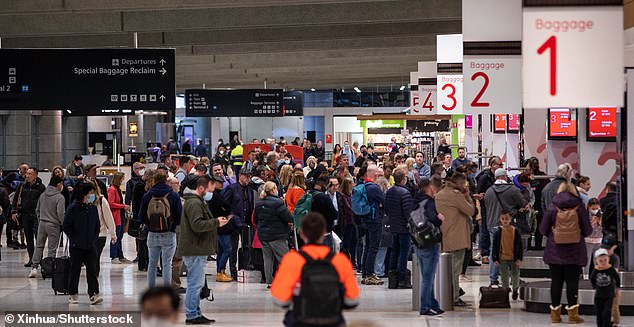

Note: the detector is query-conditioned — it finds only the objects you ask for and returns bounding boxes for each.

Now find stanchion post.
[436,252,454,311]
[412,252,421,311]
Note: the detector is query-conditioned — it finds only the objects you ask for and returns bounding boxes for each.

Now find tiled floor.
[0,236,631,326]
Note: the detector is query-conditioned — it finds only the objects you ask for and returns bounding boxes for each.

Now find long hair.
[340,177,354,196]
[288,171,306,190]
[111,172,124,187]
[144,169,157,191]
[278,165,294,189]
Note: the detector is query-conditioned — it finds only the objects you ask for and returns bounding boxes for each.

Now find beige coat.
[435,182,475,252]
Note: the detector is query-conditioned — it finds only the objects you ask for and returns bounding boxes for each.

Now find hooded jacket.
[139,182,182,233]
[12,177,46,216]
[62,201,100,250]
[484,182,527,231]
[540,191,592,266]
[36,185,65,225]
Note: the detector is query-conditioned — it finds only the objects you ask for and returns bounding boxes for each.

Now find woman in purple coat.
[540,181,592,324]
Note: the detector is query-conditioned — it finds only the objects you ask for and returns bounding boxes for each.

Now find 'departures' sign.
[0,48,176,115]
[522,0,623,108]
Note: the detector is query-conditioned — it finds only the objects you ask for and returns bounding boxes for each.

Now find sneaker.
[473,254,482,261]
[68,295,79,304]
[420,310,438,316]
[132,257,139,263]
[489,280,500,287]
[459,274,472,282]
[512,290,519,301]
[111,258,122,264]
[454,299,469,307]
[90,293,103,305]
[364,276,384,285]
[28,268,38,278]
[433,309,445,315]
[185,316,213,325]
[201,316,215,324]
[174,287,186,294]
[118,257,132,264]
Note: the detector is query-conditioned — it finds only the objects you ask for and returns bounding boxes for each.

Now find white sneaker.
[459,274,472,282]
[28,268,38,278]
[68,295,79,304]
[118,257,132,264]
[111,258,122,264]
[90,293,103,305]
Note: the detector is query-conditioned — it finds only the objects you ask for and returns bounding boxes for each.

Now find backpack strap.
[324,251,335,263]
[297,250,315,264]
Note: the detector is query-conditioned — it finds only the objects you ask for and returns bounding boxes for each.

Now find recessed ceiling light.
[400,85,406,91]
[354,87,361,93]
[310,88,316,92]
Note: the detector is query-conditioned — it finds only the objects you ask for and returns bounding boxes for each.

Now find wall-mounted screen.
[548,108,577,140]
[493,114,506,133]
[587,107,616,142]
[507,114,520,133]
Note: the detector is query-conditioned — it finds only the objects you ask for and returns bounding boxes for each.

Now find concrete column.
[4,111,32,169]
[62,116,87,165]
[36,110,62,169]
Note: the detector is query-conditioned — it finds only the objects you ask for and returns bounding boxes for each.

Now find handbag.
[127,218,148,240]
[479,286,511,308]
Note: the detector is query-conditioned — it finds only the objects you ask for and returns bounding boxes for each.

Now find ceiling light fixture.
[399,85,406,91]
[310,88,316,92]
[354,87,361,93]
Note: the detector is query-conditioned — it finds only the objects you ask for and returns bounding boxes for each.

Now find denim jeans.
[182,256,207,320]
[110,223,124,259]
[489,228,499,284]
[415,243,441,313]
[147,232,177,288]
[390,233,411,281]
[374,246,388,277]
[362,221,381,278]
[479,205,490,257]
[216,233,232,272]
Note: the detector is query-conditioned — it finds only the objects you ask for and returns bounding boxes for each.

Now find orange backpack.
[552,206,581,244]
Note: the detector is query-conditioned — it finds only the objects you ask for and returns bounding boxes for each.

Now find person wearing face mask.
[303,156,317,178]
[214,145,231,170]
[178,176,230,324]
[29,175,66,278]
[107,172,132,264]
[62,182,103,305]
[140,287,181,327]
[125,162,145,207]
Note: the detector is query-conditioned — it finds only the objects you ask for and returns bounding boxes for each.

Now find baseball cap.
[600,234,617,249]
[594,248,609,259]
[494,168,507,178]
[211,175,225,184]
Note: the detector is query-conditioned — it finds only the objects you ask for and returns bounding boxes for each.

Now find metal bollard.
[412,252,421,311]
[435,252,454,311]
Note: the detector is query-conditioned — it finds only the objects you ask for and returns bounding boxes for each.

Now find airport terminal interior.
[2,0,634,326]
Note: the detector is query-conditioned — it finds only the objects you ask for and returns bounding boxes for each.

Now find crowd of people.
[0,136,623,326]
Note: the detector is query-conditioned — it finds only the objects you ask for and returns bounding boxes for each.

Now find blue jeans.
[415,243,441,313]
[391,233,411,281]
[374,246,388,277]
[182,256,207,320]
[362,221,381,278]
[147,232,177,288]
[110,222,124,259]
[489,228,499,283]
[216,233,232,272]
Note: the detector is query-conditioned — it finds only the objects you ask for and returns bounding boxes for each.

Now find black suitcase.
[52,256,71,295]
[41,257,55,279]
[479,286,511,309]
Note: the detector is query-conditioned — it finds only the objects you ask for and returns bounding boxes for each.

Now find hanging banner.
[436,35,463,114]
[522,1,623,108]
[463,0,522,115]
[417,61,437,115]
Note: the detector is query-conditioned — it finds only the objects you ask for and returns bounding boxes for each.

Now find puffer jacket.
[62,201,100,250]
[384,184,413,234]
[12,177,46,216]
[254,195,293,242]
[540,191,592,266]
[36,185,65,225]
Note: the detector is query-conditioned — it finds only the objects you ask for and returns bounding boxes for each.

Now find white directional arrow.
[159,95,166,102]
[159,59,166,66]
[159,68,167,75]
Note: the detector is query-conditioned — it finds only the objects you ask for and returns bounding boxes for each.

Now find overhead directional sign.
[522,1,623,108]
[0,48,176,115]
[186,89,286,117]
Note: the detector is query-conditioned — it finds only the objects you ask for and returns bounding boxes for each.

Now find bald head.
[367,164,379,180]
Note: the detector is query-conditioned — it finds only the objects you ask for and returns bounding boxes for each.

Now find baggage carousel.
[519,250,550,278]
[521,272,634,315]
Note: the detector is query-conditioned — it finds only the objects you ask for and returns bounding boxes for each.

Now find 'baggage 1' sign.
[522,2,623,108]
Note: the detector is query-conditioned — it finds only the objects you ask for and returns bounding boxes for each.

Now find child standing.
[585,198,603,277]
[590,248,620,327]
[589,234,621,326]
[492,211,524,300]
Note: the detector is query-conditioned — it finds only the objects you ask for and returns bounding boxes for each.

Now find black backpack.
[408,199,442,249]
[293,251,343,325]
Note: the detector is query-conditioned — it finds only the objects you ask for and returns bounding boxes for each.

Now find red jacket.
[107,185,126,226]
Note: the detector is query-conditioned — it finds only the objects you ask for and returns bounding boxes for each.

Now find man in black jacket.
[11,167,46,267]
[600,182,618,237]
[222,167,253,280]
[475,156,502,263]
[311,176,338,250]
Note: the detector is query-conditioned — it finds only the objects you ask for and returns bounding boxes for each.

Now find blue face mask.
[203,192,213,201]
[88,194,96,203]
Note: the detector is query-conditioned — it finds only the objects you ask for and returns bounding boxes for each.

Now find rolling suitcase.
[479,286,511,309]
[40,257,55,280]
[52,237,70,295]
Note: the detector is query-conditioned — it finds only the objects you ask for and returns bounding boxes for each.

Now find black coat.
[311,191,338,232]
[12,178,46,216]
[62,201,100,250]
[385,184,413,234]
[254,195,293,242]
[600,192,618,236]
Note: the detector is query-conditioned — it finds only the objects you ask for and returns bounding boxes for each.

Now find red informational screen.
[587,107,616,141]
[465,115,473,129]
[507,114,520,132]
[548,108,577,140]
[493,114,506,133]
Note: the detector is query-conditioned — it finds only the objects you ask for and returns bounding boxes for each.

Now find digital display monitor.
[507,114,520,133]
[465,115,473,129]
[548,108,577,140]
[493,114,506,133]
[587,107,616,142]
